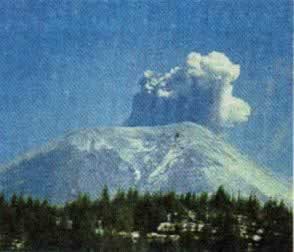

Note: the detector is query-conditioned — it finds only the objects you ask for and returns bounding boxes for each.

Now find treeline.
[0,186,292,251]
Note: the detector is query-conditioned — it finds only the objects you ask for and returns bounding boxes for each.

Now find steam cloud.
[127,51,251,130]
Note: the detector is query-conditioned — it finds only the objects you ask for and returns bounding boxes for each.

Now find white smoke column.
[140,51,251,128]
[186,51,251,127]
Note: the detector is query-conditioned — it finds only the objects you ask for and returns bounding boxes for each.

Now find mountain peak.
[0,123,290,204]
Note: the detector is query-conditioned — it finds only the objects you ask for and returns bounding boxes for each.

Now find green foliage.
[0,186,291,251]
[210,185,232,211]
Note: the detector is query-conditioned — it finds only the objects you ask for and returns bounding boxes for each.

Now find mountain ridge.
[0,122,291,204]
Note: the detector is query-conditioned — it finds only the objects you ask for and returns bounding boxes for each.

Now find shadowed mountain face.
[0,123,290,204]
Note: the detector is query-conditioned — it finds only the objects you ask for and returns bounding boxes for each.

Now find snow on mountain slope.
[0,123,290,204]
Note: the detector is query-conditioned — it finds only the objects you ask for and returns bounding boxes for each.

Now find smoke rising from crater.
[126,51,251,130]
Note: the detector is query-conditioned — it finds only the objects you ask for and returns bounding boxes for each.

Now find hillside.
[0,123,290,204]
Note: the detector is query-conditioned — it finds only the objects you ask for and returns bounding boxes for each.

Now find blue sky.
[0,0,292,176]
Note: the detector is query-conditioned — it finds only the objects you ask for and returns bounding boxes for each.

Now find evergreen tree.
[210,185,231,212]
[197,192,209,221]
[246,193,260,221]
[98,186,113,229]
[0,187,291,251]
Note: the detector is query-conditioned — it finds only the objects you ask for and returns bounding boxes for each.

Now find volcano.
[0,123,290,204]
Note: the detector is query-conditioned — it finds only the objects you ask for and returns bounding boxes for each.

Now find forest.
[0,186,292,251]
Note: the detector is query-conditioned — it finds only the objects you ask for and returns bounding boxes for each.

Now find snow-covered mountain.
[0,123,290,204]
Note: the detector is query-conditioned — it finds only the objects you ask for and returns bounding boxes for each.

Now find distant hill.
[0,123,290,204]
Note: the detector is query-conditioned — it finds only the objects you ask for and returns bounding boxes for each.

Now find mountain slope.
[0,123,290,204]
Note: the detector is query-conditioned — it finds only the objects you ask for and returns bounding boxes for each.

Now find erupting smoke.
[126,51,251,130]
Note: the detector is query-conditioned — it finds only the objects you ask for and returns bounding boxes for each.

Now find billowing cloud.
[127,51,251,130]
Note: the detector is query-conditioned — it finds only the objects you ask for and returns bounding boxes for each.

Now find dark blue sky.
[0,0,292,176]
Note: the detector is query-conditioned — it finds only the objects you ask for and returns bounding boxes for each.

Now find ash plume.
[126,51,251,131]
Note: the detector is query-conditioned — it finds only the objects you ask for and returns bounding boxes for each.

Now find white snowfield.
[0,122,291,204]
